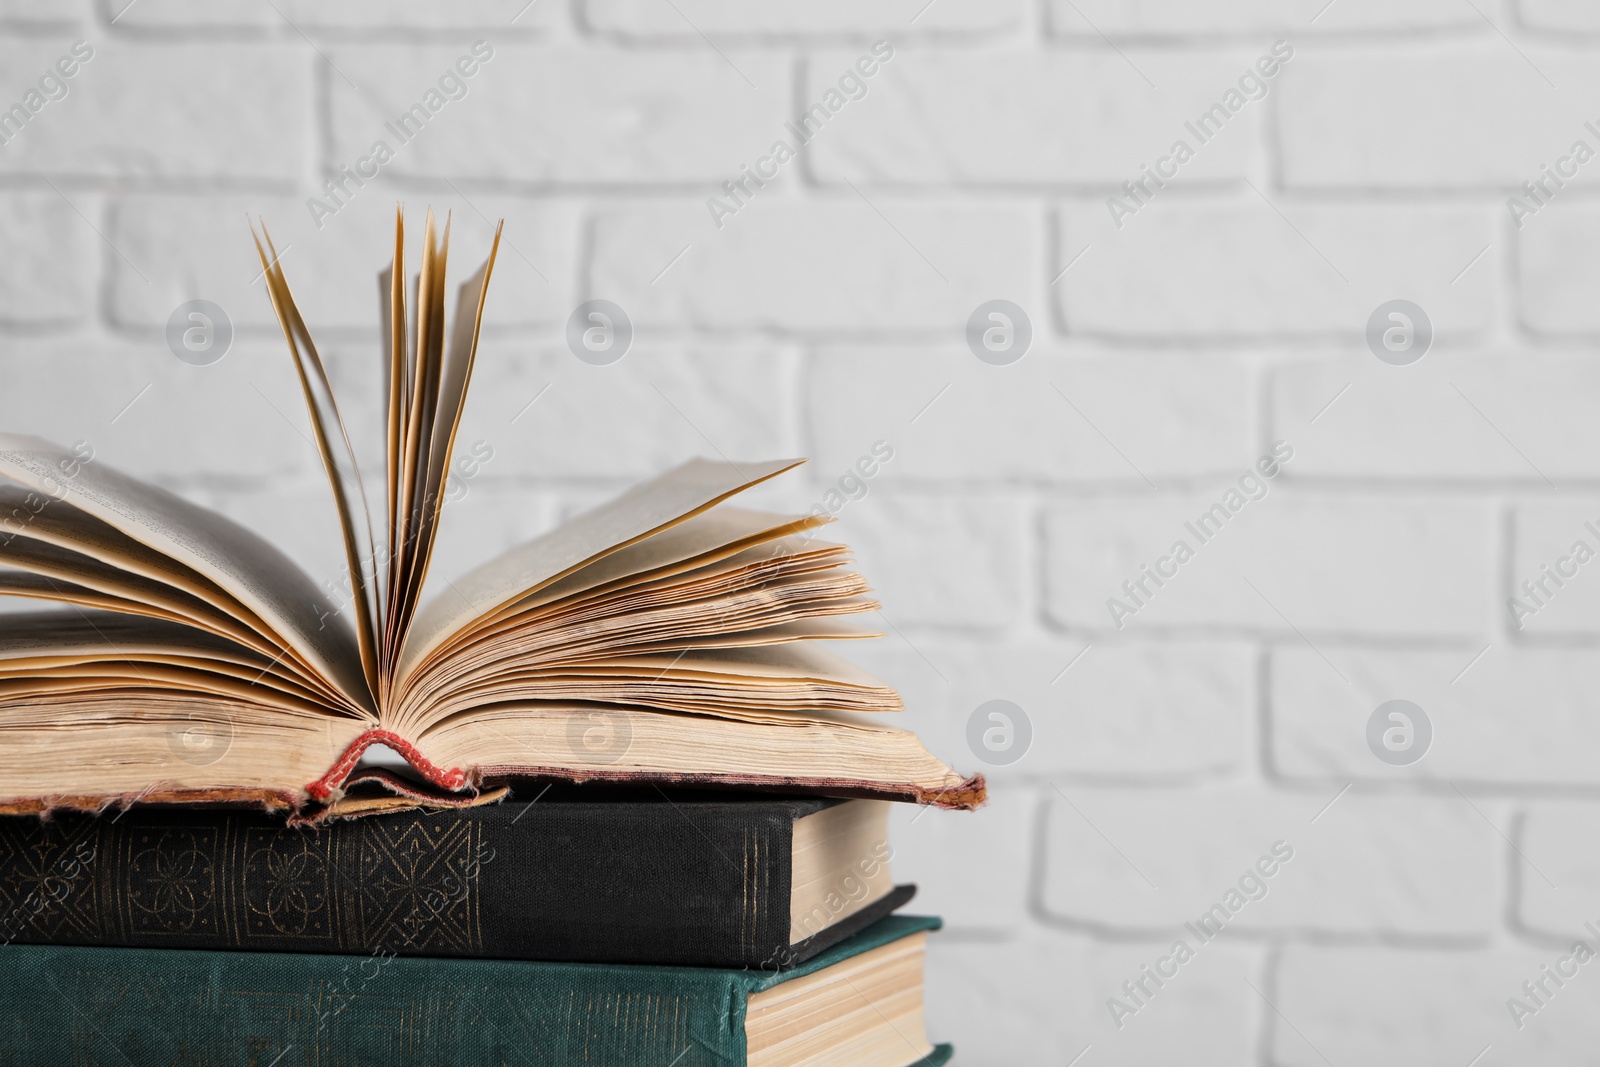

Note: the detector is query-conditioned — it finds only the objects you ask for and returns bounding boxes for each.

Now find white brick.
[1056,201,1494,337]
[888,784,1031,930]
[1278,49,1600,189]
[1273,353,1598,482]
[591,202,1034,332]
[0,0,86,25]
[108,195,577,336]
[822,492,1023,630]
[926,929,1258,1066]
[1520,203,1600,335]
[807,49,1264,186]
[447,343,801,482]
[0,338,327,487]
[1510,501,1600,635]
[327,44,788,184]
[0,41,306,182]
[1520,0,1600,30]
[79,334,390,501]
[1049,0,1477,34]
[110,0,555,31]
[0,192,91,327]
[1043,492,1494,638]
[1275,946,1600,1066]
[586,0,1017,35]
[311,339,389,481]
[1517,804,1600,938]
[1273,647,1600,785]
[1040,787,1496,935]
[849,639,1252,781]
[809,348,1254,485]
[290,0,552,29]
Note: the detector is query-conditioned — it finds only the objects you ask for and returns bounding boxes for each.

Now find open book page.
[451,534,848,662]
[619,643,901,688]
[552,615,881,658]
[0,665,342,718]
[0,435,371,716]
[0,517,272,648]
[0,484,351,708]
[254,224,382,700]
[445,575,877,675]
[1,483,258,616]
[397,457,804,687]
[378,211,406,629]
[401,239,500,642]
[1,535,214,621]
[0,616,343,728]
[0,609,269,664]
[408,642,902,732]
[0,569,184,621]
[388,212,446,663]
[508,507,829,616]
[391,503,881,734]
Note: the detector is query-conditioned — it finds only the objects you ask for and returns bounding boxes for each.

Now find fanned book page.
[0,209,983,820]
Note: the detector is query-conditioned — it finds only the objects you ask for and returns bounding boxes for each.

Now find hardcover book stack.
[0,212,980,1064]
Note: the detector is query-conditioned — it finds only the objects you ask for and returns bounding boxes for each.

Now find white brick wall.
[1,3,1595,1062]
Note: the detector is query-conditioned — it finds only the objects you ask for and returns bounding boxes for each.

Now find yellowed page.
[0,483,261,621]
[595,643,901,688]
[0,529,265,646]
[389,210,446,661]
[0,609,305,675]
[0,569,185,623]
[253,223,381,701]
[0,485,349,707]
[403,229,501,631]
[0,664,338,717]
[512,507,826,613]
[0,435,369,714]
[379,207,406,626]
[398,457,803,686]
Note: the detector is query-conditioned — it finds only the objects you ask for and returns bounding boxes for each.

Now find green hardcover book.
[0,915,951,1067]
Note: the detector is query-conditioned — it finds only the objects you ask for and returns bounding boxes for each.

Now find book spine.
[0,941,750,1066]
[0,802,799,967]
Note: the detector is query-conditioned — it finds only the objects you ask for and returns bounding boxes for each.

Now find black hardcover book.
[0,788,910,969]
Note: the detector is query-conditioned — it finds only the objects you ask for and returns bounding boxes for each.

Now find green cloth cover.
[0,913,948,1066]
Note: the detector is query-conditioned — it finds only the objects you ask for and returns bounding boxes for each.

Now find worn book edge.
[0,725,986,822]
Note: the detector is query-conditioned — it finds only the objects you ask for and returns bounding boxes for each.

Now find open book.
[0,210,982,819]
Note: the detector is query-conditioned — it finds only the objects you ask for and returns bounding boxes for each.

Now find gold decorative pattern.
[0,812,484,953]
